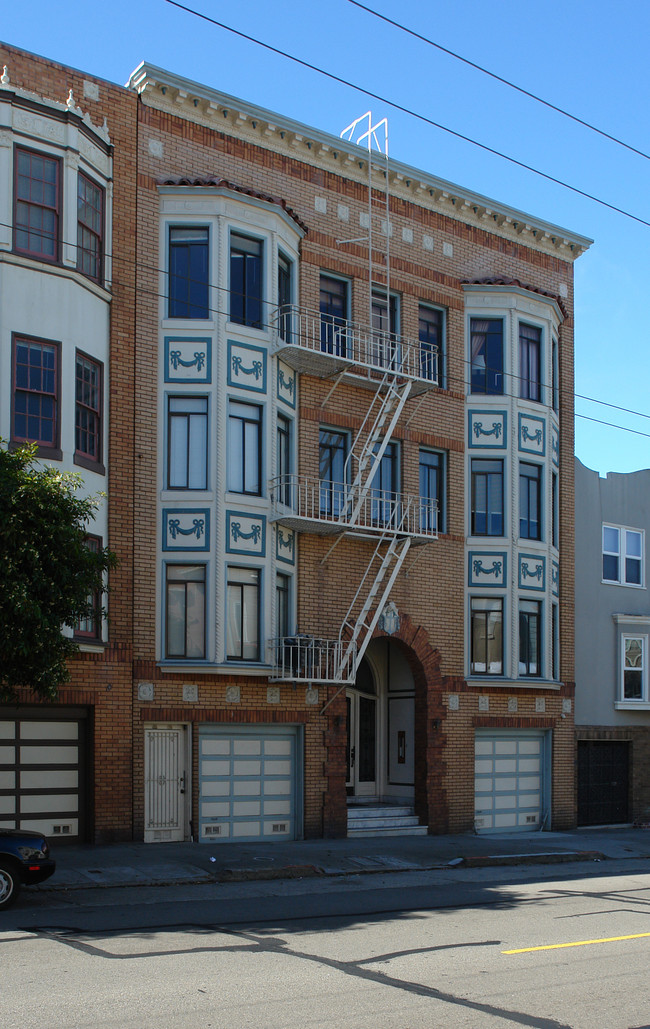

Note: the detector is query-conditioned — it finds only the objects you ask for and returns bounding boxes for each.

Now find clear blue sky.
[3,0,649,475]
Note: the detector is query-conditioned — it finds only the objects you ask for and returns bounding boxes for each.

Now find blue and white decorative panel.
[551,426,559,467]
[227,340,267,394]
[163,508,210,551]
[277,360,296,409]
[164,337,211,383]
[226,511,266,557]
[518,553,546,591]
[551,560,559,597]
[468,410,507,449]
[468,551,507,587]
[518,413,546,456]
[276,526,296,565]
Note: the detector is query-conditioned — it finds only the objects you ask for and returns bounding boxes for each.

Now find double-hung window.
[470,597,503,675]
[371,290,399,369]
[470,319,503,394]
[320,275,348,356]
[165,564,206,659]
[370,441,399,527]
[168,396,208,490]
[76,535,102,641]
[228,401,262,495]
[276,572,290,641]
[75,352,103,470]
[519,462,541,540]
[227,567,260,661]
[169,227,209,318]
[278,252,292,341]
[14,147,60,261]
[471,459,504,536]
[419,449,443,534]
[519,600,541,676]
[419,305,443,384]
[12,335,60,453]
[519,323,541,402]
[603,525,644,586]
[230,233,263,328]
[319,429,347,517]
[277,414,292,506]
[77,172,104,282]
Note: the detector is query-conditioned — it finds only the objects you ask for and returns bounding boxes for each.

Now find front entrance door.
[144,725,189,842]
[346,687,377,797]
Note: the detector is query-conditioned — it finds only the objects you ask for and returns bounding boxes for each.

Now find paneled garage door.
[0,715,86,841]
[474,730,548,833]
[199,726,300,842]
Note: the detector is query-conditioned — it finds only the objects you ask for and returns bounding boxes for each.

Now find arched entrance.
[346,638,416,802]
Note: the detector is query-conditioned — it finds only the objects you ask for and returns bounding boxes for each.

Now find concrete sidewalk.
[36,826,650,892]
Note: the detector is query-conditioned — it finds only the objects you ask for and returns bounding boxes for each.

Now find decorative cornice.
[127,62,592,262]
[0,78,111,150]
[159,175,308,233]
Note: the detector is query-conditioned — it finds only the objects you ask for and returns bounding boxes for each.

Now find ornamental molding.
[128,64,591,261]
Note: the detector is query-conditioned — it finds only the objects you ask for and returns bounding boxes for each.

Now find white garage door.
[474,731,548,833]
[0,715,86,841]
[198,726,300,842]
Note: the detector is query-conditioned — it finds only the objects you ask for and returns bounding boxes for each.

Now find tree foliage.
[0,444,116,703]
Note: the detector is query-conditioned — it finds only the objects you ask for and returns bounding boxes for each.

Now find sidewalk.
[37,826,650,892]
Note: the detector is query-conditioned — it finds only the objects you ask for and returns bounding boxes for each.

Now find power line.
[347,0,650,164]
[164,0,650,230]
[5,219,649,437]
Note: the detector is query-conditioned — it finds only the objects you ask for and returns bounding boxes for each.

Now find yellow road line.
[503,932,650,954]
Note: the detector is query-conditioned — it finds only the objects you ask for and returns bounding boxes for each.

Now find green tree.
[0,444,116,703]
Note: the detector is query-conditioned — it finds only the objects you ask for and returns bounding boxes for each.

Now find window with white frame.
[603,525,644,586]
[621,635,647,701]
[519,600,541,677]
[227,566,260,661]
[165,564,206,659]
[470,597,503,675]
[227,400,262,495]
[167,395,208,490]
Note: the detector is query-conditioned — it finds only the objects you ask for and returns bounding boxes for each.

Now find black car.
[0,829,56,909]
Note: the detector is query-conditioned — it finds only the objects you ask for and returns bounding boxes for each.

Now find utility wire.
[347,0,650,164]
[8,217,649,435]
[164,0,650,230]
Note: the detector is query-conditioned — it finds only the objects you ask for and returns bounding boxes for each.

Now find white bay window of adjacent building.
[168,396,208,490]
[622,635,647,701]
[227,567,260,661]
[166,564,206,659]
[603,525,644,586]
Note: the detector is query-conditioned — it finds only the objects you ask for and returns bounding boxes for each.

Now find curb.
[459,850,605,868]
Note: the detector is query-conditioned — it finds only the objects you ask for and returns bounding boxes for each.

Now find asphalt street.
[4,864,650,1028]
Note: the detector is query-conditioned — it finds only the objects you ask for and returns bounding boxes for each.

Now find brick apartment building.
[0,42,591,843]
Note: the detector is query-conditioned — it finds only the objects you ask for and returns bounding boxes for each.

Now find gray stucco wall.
[574,458,650,726]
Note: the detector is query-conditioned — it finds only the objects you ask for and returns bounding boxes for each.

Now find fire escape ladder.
[336,533,412,683]
[339,374,412,527]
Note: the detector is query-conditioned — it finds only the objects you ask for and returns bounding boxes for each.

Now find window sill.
[615,701,650,710]
[1,250,112,300]
[603,580,646,590]
[158,661,273,676]
[10,439,62,461]
[467,677,562,690]
[74,641,107,654]
[74,453,106,476]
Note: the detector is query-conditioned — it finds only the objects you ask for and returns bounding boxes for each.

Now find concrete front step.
[347,825,429,838]
[347,804,427,837]
[347,815,422,830]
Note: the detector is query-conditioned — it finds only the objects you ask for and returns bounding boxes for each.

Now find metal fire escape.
[269,114,438,687]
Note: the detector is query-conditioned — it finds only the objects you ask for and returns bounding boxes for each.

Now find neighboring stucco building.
[0,44,138,842]
[575,458,650,825]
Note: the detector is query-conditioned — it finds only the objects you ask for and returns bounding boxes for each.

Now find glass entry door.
[346,689,377,797]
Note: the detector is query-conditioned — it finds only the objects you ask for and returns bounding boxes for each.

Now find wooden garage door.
[475,731,547,833]
[0,716,86,841]
[199,726,299,842]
